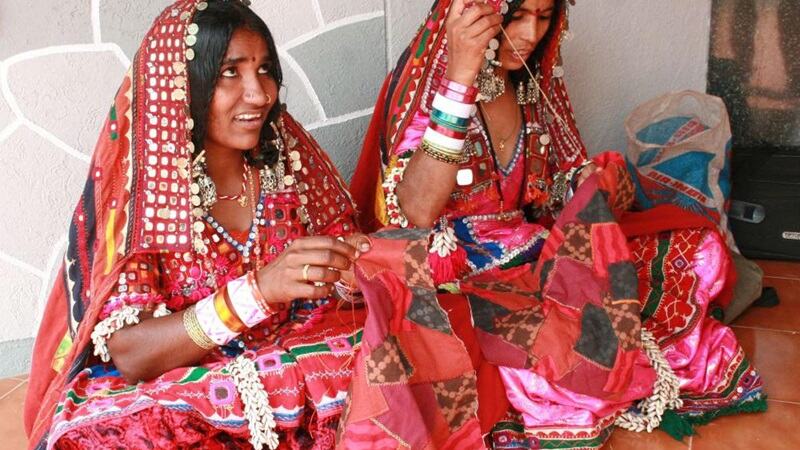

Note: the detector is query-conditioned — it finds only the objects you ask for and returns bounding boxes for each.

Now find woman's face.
[497,0,556,72]
[204,28,278,153]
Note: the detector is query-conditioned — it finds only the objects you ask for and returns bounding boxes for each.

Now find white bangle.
[432,93,475,119]
[227,275,268,328]
[195,293,240,345]
[423,127,466,152]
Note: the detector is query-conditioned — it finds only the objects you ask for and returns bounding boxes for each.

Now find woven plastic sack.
[625,90,736,249]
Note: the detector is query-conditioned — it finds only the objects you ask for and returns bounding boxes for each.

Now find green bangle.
[430,114,469,133]
[431,108,470,129]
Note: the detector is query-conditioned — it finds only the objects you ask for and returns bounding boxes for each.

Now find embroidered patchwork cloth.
[339,166,657,449]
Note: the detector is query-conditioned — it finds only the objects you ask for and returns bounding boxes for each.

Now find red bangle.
[437,86,476,104]
[429,122,468,140]
[440,78,478,98]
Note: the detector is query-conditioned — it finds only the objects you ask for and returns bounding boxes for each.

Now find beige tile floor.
[2,260,798,449]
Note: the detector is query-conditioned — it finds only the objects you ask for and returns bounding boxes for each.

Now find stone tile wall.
[0,0,711,376]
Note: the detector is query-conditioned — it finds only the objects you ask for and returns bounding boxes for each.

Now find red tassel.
[429,244,468,286]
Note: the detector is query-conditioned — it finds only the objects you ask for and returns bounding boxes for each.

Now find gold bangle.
[183,305,215,350]
[214,286,247,333]
[420,140,468,165]
[422,138,464,157]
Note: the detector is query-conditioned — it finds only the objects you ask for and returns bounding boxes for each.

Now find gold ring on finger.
[302,264,311,281]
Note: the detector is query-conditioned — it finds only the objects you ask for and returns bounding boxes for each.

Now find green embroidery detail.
[289,329,363,357]
[538,426,611,449]
[177,366,210,384]
[109,105,119,140]
[641,236,670,319]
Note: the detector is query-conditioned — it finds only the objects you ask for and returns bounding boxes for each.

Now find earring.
[477,38,505,102]
[516,81,527,105]
[515,74,541,105]
[526,77,539,104]
[188,150,214,254]
[259,121,286,193]
[191,151,217,211]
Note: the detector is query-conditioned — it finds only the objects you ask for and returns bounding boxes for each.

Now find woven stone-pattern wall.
[0,0,711,376]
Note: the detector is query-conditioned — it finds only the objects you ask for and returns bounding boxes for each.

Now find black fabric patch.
[467,294,511,333]
[372,228,431,240]
[609,261,639,300]
[574,303,619,368]
[406,287,452,334]
[539,259,555,292]
[577,191,614,224]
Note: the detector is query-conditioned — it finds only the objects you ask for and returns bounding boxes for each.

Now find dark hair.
[503,0,565,85]
[187,0,283,166]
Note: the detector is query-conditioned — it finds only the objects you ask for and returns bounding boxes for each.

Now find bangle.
[429,122,468,140]
[214,286,248,333]
[432,94,475,119]
[430,116,468,135]
[424,127,466,151]
[247,271,272,315]
[421,140,469,165]
[438,85,476,104]
[440,78,479,99]
[430,108,470,131]
[226,275,270,327]
[183,305,216,350]
[422,137,467,157]
[195,292,240,345]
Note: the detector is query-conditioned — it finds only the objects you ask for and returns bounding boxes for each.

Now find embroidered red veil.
[351,0,586,232]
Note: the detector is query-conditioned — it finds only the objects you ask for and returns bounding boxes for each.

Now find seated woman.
[344,0,765,448]
[24,1,370,448]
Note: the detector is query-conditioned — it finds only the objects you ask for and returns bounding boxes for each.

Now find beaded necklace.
[203,188,265,266]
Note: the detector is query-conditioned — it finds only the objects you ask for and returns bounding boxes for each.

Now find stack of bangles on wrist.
[183,271,272,349]
[421,78,477,165]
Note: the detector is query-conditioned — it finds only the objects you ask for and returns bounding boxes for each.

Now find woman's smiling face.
[204,27,279,153]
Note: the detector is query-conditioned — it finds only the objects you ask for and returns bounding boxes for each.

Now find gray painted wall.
[0,0,711,377]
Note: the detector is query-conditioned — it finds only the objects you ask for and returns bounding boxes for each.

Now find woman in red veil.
[25,1,370,448]
[344,0,766,448]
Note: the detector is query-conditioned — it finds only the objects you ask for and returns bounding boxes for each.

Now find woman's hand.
[255,236,359,303]
[445,0,504,86]
[338,233,372,288]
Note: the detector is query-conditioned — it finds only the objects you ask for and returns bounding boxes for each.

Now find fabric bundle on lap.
[341,162,659,449]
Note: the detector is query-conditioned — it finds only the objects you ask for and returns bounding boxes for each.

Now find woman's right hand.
[255,236,359,303]
[445,0,504,86]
